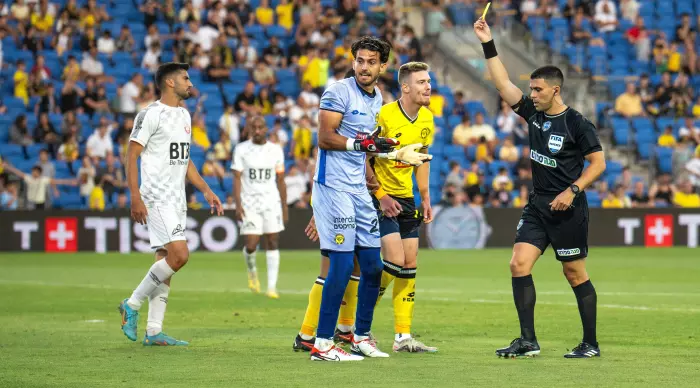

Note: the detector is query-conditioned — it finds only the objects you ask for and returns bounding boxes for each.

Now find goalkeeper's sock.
[393,267,416,335]
[573,280,598,347]
[317,252,353,339]
[146,283,170,336]
[127,259,175,310]
[377,260,401,305]
[266,250,280,292]
[337,275,359,331]
[300,277,324,339]
[243,248,257,273]
[513,274,537,341]
[354,247,383,336]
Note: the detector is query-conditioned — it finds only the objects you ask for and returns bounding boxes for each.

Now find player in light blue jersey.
[309,36,399,362]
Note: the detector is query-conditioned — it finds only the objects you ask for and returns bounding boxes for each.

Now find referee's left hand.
[549,189,576,211]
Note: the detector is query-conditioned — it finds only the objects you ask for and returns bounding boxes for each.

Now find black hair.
[530,65,564,88]
[344,68,355,78]
[351,36,392,64]
[155,62,190,90]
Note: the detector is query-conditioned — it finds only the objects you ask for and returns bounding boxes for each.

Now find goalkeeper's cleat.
[564,342,600,358]
[118,298,139,341]
[351,335,389,358]
[334,328,353,344]
[247,272,261,293]
[496,337,540,358]
[142,332,189,346]
[293,334,315,352]
[393,337,438,353]
[310,339,364,361]
[266,289,279,299]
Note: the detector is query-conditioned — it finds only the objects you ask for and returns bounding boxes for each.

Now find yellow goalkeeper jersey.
[373,100,435,198]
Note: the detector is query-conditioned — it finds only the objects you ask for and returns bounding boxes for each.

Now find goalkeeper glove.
[347,128,399,153]
[379,143,433,166]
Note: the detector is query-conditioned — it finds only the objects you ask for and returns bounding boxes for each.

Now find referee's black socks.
[512,274,537,341]
[572,280,598,347]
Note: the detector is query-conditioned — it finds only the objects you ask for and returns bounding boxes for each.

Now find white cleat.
[310,340,364,362]
[393,337,438,353]
[351,335,390,358]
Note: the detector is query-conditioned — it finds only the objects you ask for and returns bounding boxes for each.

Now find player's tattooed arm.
[473,18,523,106]
[126,140,148,224]
[186,160,224,215]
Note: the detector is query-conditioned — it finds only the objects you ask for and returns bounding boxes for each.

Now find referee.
[474,19,607,358]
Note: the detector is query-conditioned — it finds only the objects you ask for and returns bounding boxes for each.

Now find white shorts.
[240,206,284,236]
[146,205,187,249]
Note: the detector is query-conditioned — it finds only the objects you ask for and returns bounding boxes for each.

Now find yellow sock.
[337,275,359,328]
[393,268,416,335]
[376,261,401,305]
[300,277,324,337]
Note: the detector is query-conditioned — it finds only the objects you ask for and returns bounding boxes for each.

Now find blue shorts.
[312,181,380,252]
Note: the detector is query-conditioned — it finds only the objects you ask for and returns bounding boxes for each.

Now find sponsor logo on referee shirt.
[530,149,557,168]
[556,248,581,256]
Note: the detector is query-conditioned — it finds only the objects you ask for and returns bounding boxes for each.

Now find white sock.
[243,248,257,273]
[395,333,411,341]
[127,259,175,310]
[337,324,353,333]
[299,333,314,341]
[146,283,170,336]
[266,250,280,291]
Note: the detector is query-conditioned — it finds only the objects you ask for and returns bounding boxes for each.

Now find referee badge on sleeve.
[548,134,565,154]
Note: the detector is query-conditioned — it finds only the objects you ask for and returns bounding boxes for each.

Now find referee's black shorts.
[372,195,422,239]
[514,192,589,262]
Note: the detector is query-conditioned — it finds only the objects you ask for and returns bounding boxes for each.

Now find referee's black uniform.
[511,95,602,261]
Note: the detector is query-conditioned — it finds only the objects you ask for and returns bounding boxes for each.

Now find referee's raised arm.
[474,18,523,107]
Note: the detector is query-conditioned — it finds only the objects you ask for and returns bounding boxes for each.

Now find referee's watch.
[569,184,581,196]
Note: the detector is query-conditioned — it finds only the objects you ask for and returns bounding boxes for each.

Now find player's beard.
[177,88,192,101]
[356,71,380,88]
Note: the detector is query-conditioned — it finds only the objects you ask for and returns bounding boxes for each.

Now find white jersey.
[231,140,285,211]
[130,100,192,212]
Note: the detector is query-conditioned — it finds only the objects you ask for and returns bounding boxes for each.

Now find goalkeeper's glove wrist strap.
[346,138,356,151]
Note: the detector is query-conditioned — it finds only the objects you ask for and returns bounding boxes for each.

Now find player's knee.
[357,248,383,277]
[562,264,588,285]
[509,255,533,276]
[167,247,190,270]
[266,235,279,250]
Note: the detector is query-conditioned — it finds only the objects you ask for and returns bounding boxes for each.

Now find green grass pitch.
[1,248,698,387]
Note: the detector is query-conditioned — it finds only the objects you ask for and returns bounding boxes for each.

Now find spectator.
[191,115,211,150]
[452,115,472,146]
[60,79,84,113]
[61,110,82,136]
[179,0,200,23]
[285,164,309,208]
[255,87,273,115]
[496,100,518,134]
[86,125,114,159]
[617,166,633,190]
[188,193,203,210]
[428,88,446,117]
[630,181,651,207]
[14,59,29,105]
[252,59,276,87]
[62,55,81,82]
[471,112,496,142]
[272,119,289,149]
[83,83,110,117]
[205,53,229,83]
[297,82,320,119]
[119,73,143,117]
[31,2,55,36]
[649,173,675,206]
[637,74,655,112]
[212,34,234,68]
[89,181,106,211]
[57,133,79,167]
[516,145,532,171]
[685,146,700,188]
[201,157,226,189]
[513,185,529,208]
[37,83,58,115]
[499,137,520,162]
[519,0,538,22]
[53,25,73,56]
[658,125,677,147]
[620,0,640,22]
[603,184,631,208]
[594,0,618,33]
[255,0,274,26]
[222,194,235,210]
[626,16,650,62]
[654,71,673,108]
[236,36,258,69]
[263,36,286,69]
[445,161,463,188]
[219,104,241,146]
[213,130,232,163]
[77,156,96,203]
[513,116,529,145]
[615,82,644,117]
[679,117,700,144]
[234,81,259,115]
[514,166,534,192]
[115,193,128,209]
[97,153,125,204]
[492,167,514,192]
[116,25,135,53]
[34,112,60,156]
[144,23,161,50]
[466,171,489,201]
[192,44,210,70]
[571,11,604,47]
[2,163,76,209]
[291,115,313,165]
[141,42,162,73]
[186,20,219,52]
[0,181,18,210]
[97,30,115,56]
[673,180,700,207]
[452,91,466,116]
[276,0,294,31]
[10,115,33,147]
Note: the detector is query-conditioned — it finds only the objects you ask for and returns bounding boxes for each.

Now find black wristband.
[482,40,498,59]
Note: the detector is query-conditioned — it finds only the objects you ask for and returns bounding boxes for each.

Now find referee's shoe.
[564,342,601,358]
[496,337,541,358]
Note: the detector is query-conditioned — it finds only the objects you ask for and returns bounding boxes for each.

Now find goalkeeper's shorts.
[372,195,422,239]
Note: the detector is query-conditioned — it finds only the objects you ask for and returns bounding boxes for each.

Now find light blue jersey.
[314,77,383,194]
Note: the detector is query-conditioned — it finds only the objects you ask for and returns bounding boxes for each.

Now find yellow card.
[481,2,491,19]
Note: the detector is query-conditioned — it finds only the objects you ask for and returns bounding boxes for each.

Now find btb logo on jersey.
[169,142,190,165]
[548,134,564,154]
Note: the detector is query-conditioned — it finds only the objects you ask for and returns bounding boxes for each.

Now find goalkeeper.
[370,61,437,353]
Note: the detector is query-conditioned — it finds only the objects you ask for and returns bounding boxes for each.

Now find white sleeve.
[275,145,285,173]
[129,108,158,147]
[231,144,244,171]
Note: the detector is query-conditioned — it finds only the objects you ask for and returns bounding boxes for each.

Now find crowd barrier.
[1,207,699,252]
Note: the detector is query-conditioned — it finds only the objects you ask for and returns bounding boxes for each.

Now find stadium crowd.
[1,0,700,211]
